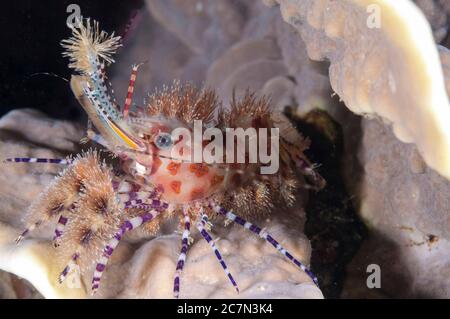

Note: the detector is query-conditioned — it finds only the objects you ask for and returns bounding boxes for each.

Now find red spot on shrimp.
[211,174,224,187]
[189,163,209,177]
[190,188,205,200]
[167,162,181,175]
[170,181,182,194]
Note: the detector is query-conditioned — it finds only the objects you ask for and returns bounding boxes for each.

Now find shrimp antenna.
[25,72,69,83]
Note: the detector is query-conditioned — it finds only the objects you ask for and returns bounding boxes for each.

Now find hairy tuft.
[61,18,122,73]
[146,81,218,125]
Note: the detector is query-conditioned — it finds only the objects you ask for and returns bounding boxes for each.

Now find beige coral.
[266,0,450,180]
[440,45,450,96]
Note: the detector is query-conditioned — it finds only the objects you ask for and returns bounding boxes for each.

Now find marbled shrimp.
[4,18,325,298]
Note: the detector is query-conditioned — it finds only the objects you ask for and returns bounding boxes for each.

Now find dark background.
[0,0,144,121]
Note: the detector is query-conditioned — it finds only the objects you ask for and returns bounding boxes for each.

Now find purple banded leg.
[15,228,30,244]
[111,179,121,192]
[3,157,71,164]
[119,191,155,204]
[117,180,159,202]
[15,220,42,244]
[118,188,168,211]
[59,253,80,283]
[211,203,319,286]
[173,208,191,299]
[124,198,169,212]
[16,204,66,245]
[53,215,69,247]
[91,210,161,294]
[196,213,239,294]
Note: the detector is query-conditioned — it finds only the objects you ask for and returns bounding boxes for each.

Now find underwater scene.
[0,0,449,301]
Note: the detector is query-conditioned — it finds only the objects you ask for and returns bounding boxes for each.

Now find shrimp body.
[120,119,226,204]
[6,18,325,298]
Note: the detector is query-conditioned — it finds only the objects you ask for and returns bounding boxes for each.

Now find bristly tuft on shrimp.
[61,17,122,73]
[5,18,326,298]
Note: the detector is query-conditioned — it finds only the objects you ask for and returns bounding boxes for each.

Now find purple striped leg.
[53,214,69,247]
[59,253,80,283]
[3,157,72,164]
[15,204,65,244]
[91,210,162,294]
[173,207,191,298]
[117,182,167,212]
[119,191,153,204]
[15,225,36,244]
[124,198,169,212]
[15,217,48,244]
[196,213,239,294]
[211,203,319,286]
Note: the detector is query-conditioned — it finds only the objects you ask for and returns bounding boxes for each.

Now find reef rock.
[414,0,450,42]
[341,118,450,298]
[267,0,450,181]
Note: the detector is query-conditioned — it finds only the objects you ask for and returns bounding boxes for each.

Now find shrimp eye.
[154,132,173,149]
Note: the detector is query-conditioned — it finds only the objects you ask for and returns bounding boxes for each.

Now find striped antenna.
[3,157,72,164]
[123,63,145,119]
